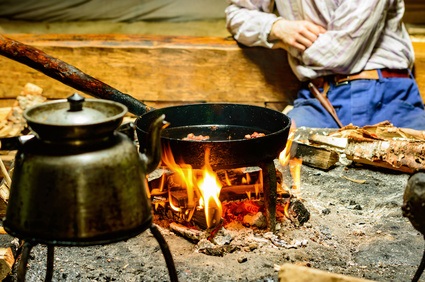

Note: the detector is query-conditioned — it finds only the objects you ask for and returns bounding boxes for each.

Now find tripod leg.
[17,241,34,282]
[150,224,178,282]
[45,245,54,282]
[412,243,425,282]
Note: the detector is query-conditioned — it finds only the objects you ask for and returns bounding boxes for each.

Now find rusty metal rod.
[0,34,153,116]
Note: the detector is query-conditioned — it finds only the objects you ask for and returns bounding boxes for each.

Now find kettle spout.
[141,114,169,174]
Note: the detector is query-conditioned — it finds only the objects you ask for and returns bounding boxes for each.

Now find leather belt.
[306,68,410,128]
[310,69,410,88]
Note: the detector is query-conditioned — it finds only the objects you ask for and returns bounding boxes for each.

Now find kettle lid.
[23,93,128,140]
[24,93,127,126]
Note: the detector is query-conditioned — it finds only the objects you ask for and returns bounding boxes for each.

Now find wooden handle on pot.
[0,34,153,116]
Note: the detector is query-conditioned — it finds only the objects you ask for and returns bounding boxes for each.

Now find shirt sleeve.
[300,0,391,74]
[225,0,279,48]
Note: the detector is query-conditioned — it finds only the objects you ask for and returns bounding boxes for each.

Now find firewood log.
[278,263,374,282]
[305,124,425,173]
[0,247,14,281]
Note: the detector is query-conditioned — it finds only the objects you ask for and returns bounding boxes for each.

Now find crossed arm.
[225,1,326,52]
[268,18,326,52]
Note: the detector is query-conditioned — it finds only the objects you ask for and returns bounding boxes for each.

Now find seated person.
[225,0,425,130]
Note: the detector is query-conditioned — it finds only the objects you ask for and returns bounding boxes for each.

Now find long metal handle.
[0,34,152,116]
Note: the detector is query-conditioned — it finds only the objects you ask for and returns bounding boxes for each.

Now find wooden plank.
[0,34,300,111]
[404,0,425,24]
[412,41,425,103]
[278,263,374,282]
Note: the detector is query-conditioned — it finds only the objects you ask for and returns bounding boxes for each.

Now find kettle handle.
[140,114,169,174]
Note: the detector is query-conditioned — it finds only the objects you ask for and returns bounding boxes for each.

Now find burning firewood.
[149,127,309,252]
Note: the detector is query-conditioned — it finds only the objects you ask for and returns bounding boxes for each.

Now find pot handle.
[0,34,153,116]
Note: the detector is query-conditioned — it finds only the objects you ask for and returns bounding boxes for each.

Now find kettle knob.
[67,93,85,112]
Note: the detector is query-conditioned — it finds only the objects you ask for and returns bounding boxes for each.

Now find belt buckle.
[335,75,350,86]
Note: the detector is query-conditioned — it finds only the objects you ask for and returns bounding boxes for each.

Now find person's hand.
[269,19,326,52]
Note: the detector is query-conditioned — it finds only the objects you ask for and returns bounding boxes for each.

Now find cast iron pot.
[136,103,290,169]
[0,35,291,169]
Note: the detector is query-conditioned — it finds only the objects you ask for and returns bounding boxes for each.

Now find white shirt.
[225,0,414,81]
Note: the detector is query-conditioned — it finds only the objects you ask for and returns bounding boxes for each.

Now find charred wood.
[287,199,310,226]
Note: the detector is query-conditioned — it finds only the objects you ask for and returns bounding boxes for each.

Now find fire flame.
[278,121,303,213]
[161,147,197,209]
[161,145,222,229]
[278,128,295,167]
[283,199,290,218]
[197,149,223,228]
[289,158,302,197]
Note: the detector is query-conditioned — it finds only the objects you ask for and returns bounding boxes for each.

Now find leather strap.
[334,69,379,85]
[308,82,343,128]
[310,69,410,88]
[380,68,410,78]
[305,68,410,128]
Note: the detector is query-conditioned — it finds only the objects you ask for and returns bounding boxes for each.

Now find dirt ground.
[3,154,423,282]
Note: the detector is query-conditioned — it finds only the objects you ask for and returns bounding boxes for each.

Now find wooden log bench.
[0,34,300,112]
[0,34,425,113]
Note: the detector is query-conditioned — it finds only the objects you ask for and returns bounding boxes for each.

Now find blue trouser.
[287,69,425,130]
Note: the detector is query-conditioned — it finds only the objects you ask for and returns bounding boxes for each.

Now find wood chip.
[169,222,206,242]
[341,175,366,184]
[0,247,14,281]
